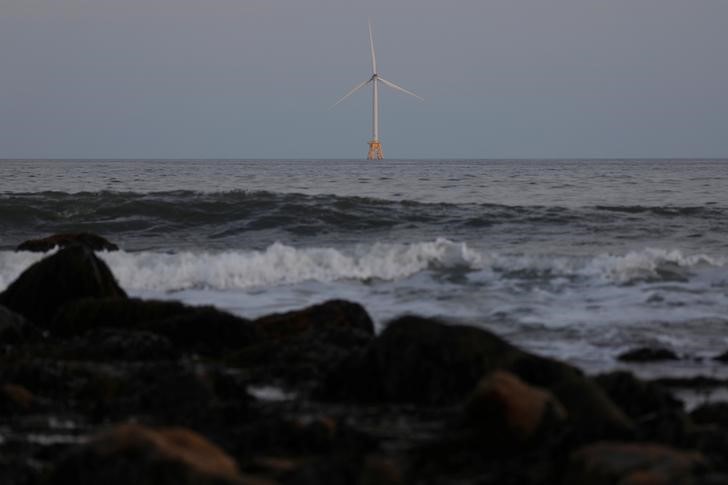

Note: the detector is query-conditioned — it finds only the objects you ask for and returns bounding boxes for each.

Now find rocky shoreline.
[2,235,728,484]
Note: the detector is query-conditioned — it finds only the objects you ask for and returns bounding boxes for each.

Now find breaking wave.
[2,239,724,293]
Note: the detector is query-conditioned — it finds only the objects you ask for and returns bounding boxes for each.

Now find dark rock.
[0,245,126,326]
[253,300,374,339]
[321,316,634,442]
[52,298,259,354]
[595,371,683,420]
[711,351,728,363]
[16,232,119,252]
[229,300,375,389]
[320,316,520,404]
[464,371,566,447]
[0,305,41,344]
[691,403,728,428]
[49,423,243,485]
[0,383,34,414]
[618,347,679,362]
[60,328,178,361]
[510,354,635,440]
[563,442,706,485]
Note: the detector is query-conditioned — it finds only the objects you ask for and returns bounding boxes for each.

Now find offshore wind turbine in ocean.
[332,21,423,160]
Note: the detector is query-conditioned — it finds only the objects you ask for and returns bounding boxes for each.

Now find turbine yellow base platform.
[367,140,383,160]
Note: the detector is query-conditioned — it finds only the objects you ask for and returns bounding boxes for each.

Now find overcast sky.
[1,0,727,159]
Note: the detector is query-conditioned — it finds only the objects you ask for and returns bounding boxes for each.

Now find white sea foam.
[1,241,725,293]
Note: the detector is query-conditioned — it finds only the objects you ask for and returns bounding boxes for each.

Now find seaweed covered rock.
[0,246,126,326]
[49,423,243,485]
[16,232,119,252]
[52,298,260,354]
[320,316,520,404]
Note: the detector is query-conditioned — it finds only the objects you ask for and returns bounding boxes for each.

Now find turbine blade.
[369,19,377,74]
[330,79,371,109]
[378,77,424,101]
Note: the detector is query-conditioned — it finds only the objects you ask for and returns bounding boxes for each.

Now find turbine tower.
[332,21,423,160]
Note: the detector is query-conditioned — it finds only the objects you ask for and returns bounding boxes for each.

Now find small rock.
[711,350,728,363]
[0,383,34,413]
[464,371,566,446]
[50,423,242,485]
[618,347,679,362]
[16,233,119,252]
[563,442,706,485]
[0,245,126,326]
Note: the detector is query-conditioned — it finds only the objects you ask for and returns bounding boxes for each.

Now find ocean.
[2,159,727,379]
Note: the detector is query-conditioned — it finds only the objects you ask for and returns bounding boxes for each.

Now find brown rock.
[50,423,243,485]
[465,371,566,446]
[253,299,375,339]
[563,442,706,485]
[0,383,34,412]
[16,232,119,252]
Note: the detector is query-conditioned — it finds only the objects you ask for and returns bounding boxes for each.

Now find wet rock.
[0,305,40,344]
[595,371,683,420]
[563,442,707,485]
[618,347,679,362]
[16,232,119,252]
[0,245,126,326]
[52,298,259,354]
[464,371,566,447]
[49,423,243,485]
[320,316,520,404]
[229,301,375,390]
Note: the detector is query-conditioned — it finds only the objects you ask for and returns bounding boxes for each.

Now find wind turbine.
[332,21,423,160]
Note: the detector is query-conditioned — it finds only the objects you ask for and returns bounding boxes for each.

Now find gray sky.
[1,0,727,159]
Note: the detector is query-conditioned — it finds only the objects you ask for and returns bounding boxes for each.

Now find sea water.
[2,159,727,377]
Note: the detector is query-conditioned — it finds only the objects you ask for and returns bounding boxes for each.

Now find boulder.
[16,232,119,252]
[49,423,242,485]
[563,442,706,485]
[229,300,375,388]
[509,354,634,440]
[60,328,179,361]
[618,347,679,363]
[321,316,520,404]
[464,371,566,446]
[253,300,374,339]
[52,298,259,353]
[0,245,126,326]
